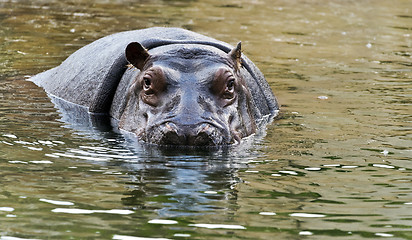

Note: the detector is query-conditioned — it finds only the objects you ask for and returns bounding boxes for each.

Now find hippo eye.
[211,68,237,103]
[143,77,151,90]
[226,79,235,92]
[222,77,236,100]
[225,77,236,94]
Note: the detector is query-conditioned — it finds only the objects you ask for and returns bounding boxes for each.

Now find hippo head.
[118,42,257,146]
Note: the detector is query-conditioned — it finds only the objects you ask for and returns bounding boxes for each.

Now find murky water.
[1,0,411,239]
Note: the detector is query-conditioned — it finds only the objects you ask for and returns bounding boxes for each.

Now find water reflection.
[41,89,265,219]
[49,94,116,136]
[119,149,241,217]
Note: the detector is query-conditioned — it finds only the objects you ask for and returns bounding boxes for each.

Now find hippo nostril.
[162,130,185,145]
[153,122,225,146]
[158,122,185,145]
[189,131,213,146]
[186,123,218,146]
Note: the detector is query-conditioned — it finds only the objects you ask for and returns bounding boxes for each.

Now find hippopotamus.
[31,27,279,146]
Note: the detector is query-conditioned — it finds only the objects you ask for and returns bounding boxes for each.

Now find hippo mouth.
[144,121,233,146]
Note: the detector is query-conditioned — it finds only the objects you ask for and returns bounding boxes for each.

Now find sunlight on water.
[39,199,74,206]
[1,237,41,240]
[188,224,246,230]
[299,231,313,236]
[52,208,134,215]
[148,219,178,225]
[0,208,14,212]
[290,213,326,218]
[113,235,170,240]
[259,212,276,216]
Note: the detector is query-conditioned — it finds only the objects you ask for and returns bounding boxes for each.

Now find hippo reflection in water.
[32,27,279,146]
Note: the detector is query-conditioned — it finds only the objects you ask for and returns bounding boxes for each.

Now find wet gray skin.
[31,28,279,146]
[119,44,256,146]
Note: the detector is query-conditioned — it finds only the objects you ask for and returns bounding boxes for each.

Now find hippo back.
[31,27,278,119]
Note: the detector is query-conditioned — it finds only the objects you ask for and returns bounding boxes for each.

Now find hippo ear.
[228,42,242,69]
[125,42,150,70]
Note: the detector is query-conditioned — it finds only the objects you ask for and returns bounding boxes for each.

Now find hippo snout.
[147,122,229,146]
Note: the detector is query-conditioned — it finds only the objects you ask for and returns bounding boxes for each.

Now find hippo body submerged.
[32,27,278,146]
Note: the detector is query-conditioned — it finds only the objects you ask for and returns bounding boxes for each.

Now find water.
[1,0,411,239]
